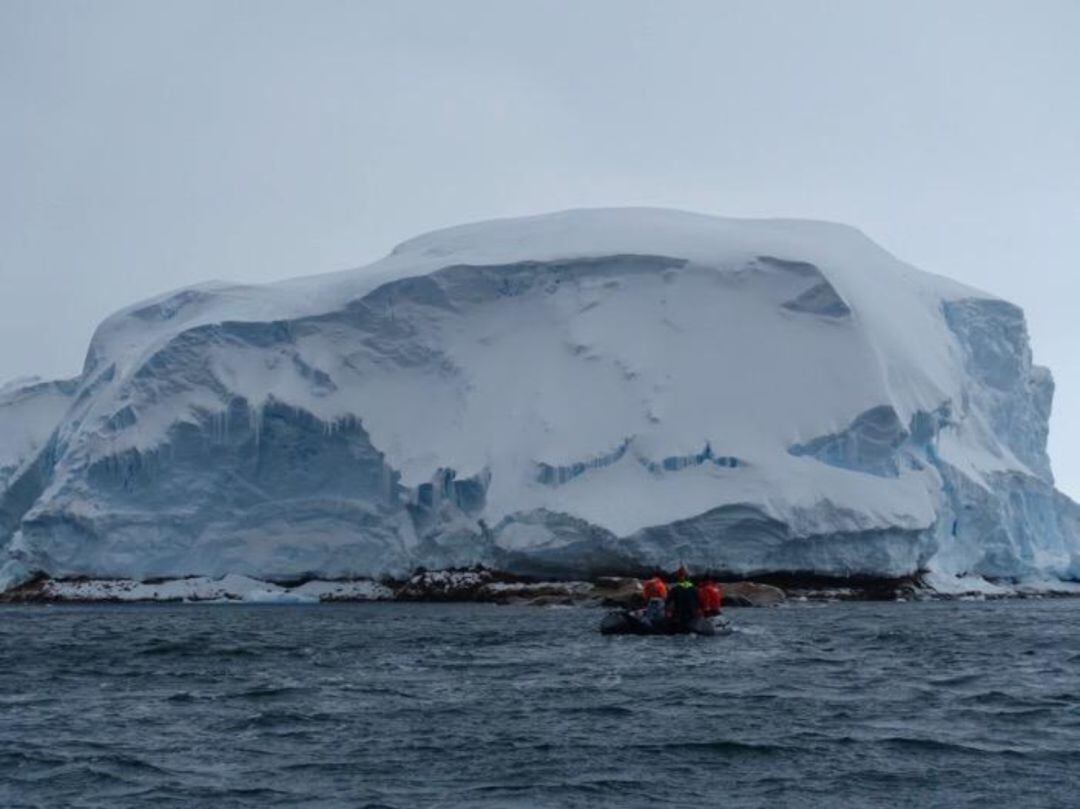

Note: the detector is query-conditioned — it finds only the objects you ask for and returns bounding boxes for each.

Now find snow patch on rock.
[21,574,393,603]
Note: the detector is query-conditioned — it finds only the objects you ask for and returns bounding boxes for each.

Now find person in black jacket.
[665,566,700,632]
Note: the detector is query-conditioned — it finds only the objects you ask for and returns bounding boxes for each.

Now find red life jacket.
[642,577,668,601]
[699,583,723,616]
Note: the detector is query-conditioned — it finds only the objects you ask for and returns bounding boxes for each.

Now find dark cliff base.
[748,572,922,601]
[3,565,1077,606]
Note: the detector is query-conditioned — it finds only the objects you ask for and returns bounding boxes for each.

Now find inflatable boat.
[599,609,732,636]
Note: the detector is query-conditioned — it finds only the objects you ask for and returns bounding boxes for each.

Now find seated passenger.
[641,573,668,626]
[666,566,700,631]
[642,573,668,602]
[699,578,723,617]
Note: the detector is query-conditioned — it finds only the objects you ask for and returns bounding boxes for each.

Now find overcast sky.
[1,0,1077,496]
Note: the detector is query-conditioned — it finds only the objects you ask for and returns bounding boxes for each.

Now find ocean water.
[2,600,1079,808]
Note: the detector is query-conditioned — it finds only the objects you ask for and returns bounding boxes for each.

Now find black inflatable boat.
[600,609,732,636]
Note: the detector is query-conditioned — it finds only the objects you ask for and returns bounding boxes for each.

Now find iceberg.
[1,208,1076,589]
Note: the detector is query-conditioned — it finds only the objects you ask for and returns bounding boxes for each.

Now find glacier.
[1,207,1078,591]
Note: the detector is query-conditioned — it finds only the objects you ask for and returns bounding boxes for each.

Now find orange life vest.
[699,583,723,616]
[642,577,668,601]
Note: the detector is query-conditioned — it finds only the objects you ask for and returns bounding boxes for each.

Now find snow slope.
[0,376,77,492]
[1,208,1077,589]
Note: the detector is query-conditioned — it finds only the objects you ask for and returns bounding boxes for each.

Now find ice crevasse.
[1,208,1077,590]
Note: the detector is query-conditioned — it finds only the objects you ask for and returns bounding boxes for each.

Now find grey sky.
[1,0,1077,497]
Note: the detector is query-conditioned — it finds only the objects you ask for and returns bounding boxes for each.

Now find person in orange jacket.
[641,572,669,626]
[642,573,668,602]
[699,577,723,617]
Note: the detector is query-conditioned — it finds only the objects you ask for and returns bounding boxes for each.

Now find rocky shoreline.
[3,566,1079,606]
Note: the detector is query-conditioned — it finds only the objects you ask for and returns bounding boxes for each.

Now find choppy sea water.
[2,600,1079,808]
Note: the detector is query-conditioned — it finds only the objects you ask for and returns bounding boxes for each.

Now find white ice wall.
[1,209,1076,588]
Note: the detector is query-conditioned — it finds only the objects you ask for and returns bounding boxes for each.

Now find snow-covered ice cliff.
[1,208,1077,590]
